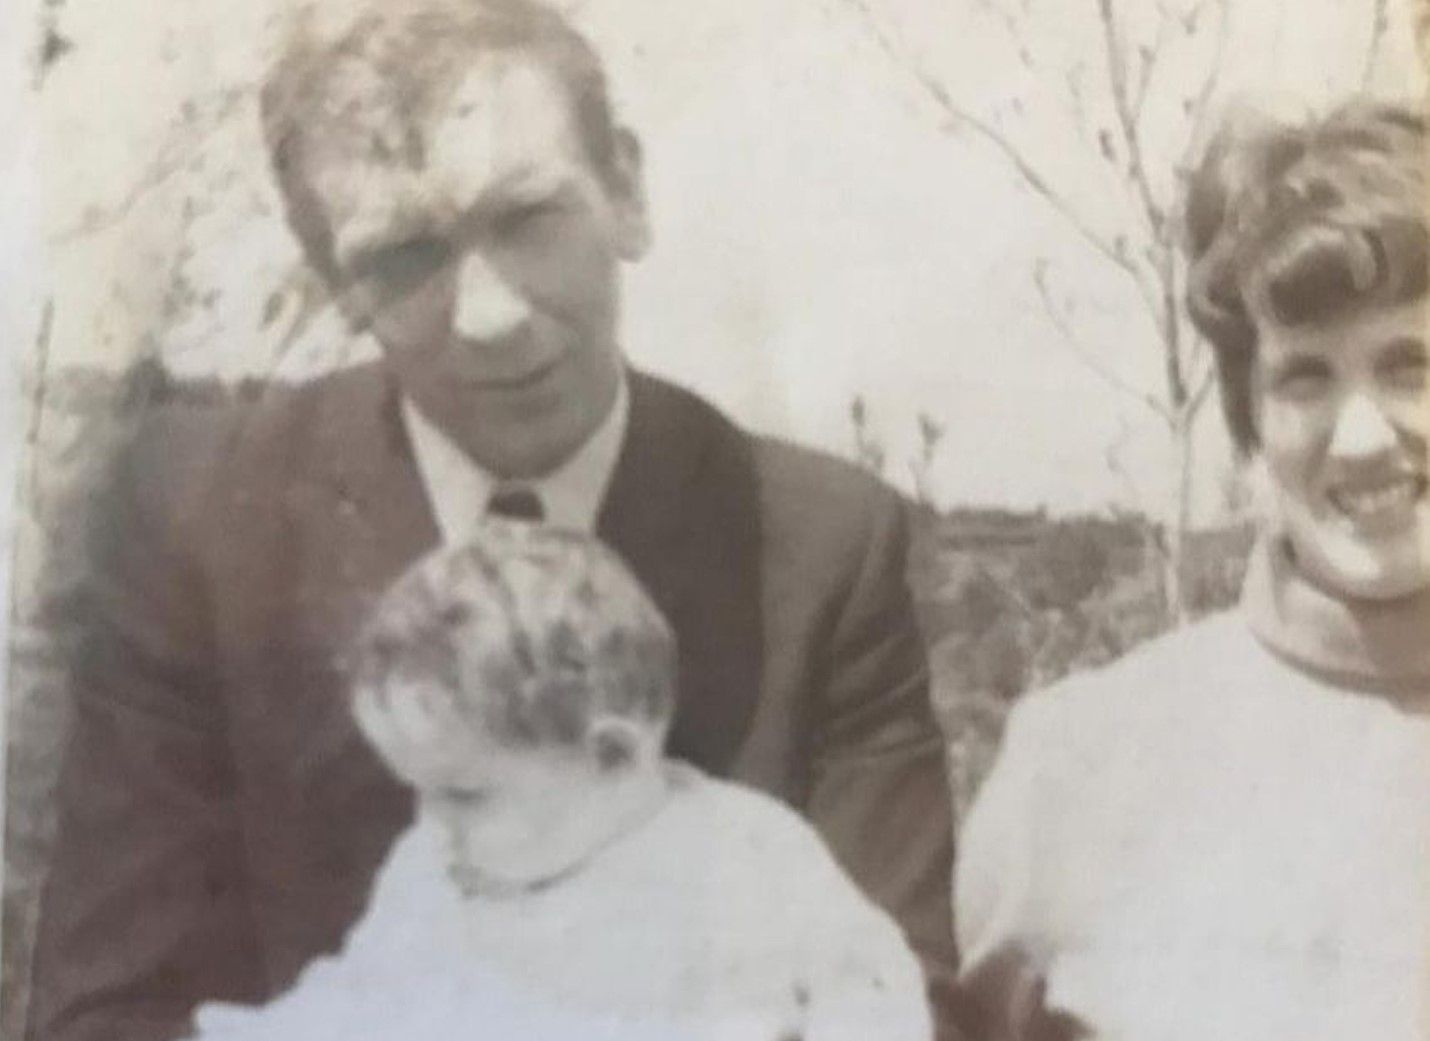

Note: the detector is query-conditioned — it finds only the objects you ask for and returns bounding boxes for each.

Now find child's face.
[415,722,664,892]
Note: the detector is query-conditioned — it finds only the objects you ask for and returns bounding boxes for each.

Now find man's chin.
[470,419,594,479]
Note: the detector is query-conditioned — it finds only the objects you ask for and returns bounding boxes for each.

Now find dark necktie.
[488,486,545,521]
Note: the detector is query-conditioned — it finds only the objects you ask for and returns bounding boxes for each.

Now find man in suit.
[27,1,959,1039]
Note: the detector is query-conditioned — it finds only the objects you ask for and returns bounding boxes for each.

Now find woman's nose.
[452,249,531,342]
[1328,390,1400,461]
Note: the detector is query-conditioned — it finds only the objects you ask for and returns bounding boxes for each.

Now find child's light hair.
[346,521,676,783]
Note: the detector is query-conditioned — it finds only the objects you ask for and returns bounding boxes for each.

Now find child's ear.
[606,127,651,261]
[587,717,648,773]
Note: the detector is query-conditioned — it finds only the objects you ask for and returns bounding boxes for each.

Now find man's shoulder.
[751,435,896,524]
[628,371,903,553]
[124,363,387,473]
[630,371,894,508]
[102,365,392,559]
[750,439,910,600]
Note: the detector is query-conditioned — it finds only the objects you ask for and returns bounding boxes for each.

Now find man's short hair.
[260,0,621,284]
[1184,101,1427,452]
[346,521,677,762]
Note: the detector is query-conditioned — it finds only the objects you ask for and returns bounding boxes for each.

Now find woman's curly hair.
[1184,100,1427,452]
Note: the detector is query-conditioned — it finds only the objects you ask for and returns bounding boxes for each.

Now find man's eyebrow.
[335,163,582,266]
[336,211,431,270]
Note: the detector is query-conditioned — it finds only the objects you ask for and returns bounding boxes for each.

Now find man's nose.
[1328,390,1399,461]
[451,249,530,342]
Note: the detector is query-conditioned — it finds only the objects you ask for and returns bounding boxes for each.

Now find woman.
[954,100,1430,1041]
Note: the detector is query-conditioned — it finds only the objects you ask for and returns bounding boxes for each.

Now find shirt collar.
[401,377,629,539]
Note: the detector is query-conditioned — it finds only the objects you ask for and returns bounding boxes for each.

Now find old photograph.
[3,0,1428,1038]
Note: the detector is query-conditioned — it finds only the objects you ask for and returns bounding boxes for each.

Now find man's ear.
[607,126,651,261]
[587,716,650,773]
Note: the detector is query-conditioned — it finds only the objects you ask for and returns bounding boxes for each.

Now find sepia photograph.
[3,0,1428,1038]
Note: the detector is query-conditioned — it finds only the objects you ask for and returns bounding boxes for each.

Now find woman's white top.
[955,539,1430,1041]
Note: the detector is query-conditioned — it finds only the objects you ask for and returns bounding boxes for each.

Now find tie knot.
[488,486,545,521]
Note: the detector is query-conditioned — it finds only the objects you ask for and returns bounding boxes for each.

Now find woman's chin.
[1297,537,1430,602]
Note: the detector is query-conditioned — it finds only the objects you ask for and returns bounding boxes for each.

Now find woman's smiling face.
[1252,294,1430,600]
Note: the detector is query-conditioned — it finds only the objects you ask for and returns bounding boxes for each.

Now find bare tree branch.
[51,87,249,243]
[33,0,72,87]
[1360,0,1390,88]
[1187,348,1218,416]
[1033,261,1169,419]
[833,0,1177,397]
[1064,65,1097,150]
[1096,0,1165,241]
[1177,0,1232,177]
[969,0,1025,47]
[1159,258,1194,409]
[24,299,56,516]
[951,109,1137,272]
[1131,4,1178,119]
[832,0,1142,279]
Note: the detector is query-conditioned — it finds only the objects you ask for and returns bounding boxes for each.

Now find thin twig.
[1033,262,1169,419]
[1096,0,1164,241]
[1360,0,1390,88]
[1177,0,1232,176]
[1188,354,1218,415]
[950,107,1134,274]
[24,300,56,518]
[836,0,1139,277]
[1132,4,1178,119]
[51,88,249,243]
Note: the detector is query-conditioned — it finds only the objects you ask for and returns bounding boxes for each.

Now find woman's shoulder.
[1002,609,1256,768]
[1033,608,1248,706]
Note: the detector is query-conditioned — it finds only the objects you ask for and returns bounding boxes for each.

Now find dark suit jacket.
[28,366,958,1041]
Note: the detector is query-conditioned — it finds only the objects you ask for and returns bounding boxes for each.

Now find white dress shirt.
[401,378,630,538]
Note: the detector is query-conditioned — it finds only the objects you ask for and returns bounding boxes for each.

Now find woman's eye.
[492,202,561,237]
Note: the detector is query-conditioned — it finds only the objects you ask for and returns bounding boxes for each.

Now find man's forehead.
[312,50,586,263]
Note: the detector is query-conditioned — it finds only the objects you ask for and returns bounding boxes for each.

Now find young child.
[193,520,931,1041]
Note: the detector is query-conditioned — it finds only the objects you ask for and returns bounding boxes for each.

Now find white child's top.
[194,763,932,1041]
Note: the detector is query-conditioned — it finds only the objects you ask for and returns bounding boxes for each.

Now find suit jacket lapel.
[598,372,764,775]
[232,364,763,776]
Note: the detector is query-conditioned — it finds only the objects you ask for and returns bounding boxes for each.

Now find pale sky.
[6,0,1426,520]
